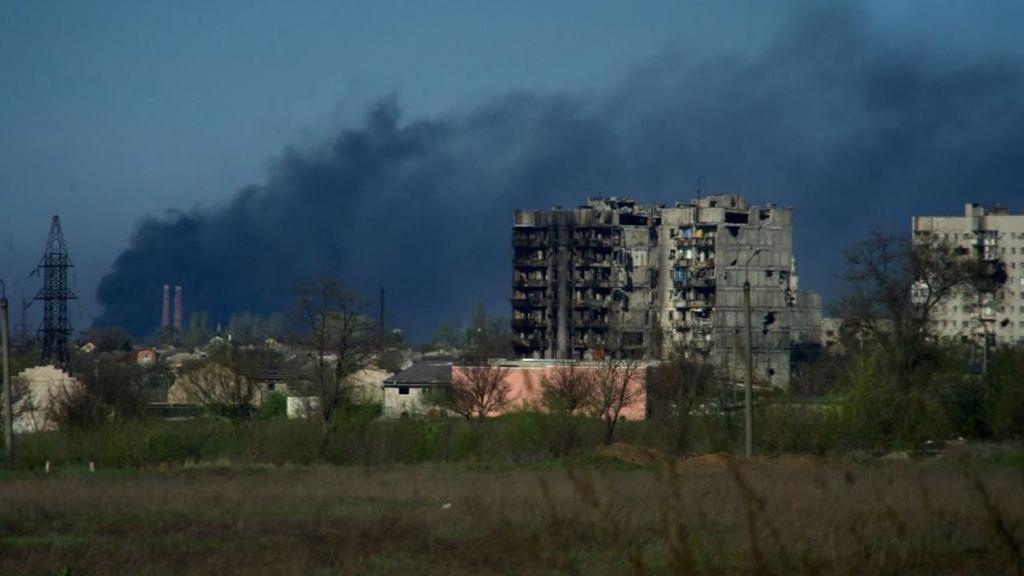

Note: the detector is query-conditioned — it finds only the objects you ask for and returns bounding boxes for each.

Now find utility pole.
[1,279,13,466]
[742,248,762,459]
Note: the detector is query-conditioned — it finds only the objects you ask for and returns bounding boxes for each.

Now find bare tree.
[175,360,257,417]
[293,278,376,426]
[540,360,595,455]
[839,230,988,366]
[589,355,644,445]
[49,354,147,429]
[540,361,594,415]
[450,347,513,421]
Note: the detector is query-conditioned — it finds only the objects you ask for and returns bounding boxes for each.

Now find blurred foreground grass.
[0,449,1021,575]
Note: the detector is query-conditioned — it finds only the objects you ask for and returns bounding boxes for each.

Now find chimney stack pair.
[161,284,183,331]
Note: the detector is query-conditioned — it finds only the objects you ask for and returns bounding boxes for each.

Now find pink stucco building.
[454,360,649,420]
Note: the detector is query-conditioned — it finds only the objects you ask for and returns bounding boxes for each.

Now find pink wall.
[452,364,647,420]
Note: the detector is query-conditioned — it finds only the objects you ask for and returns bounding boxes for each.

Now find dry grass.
[0,455,1021,575]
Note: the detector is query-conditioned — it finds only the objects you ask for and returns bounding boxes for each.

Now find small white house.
[381,361,452,418]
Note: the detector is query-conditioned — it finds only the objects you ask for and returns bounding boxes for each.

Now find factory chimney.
[161,284,170,329]
[173,285,183,331]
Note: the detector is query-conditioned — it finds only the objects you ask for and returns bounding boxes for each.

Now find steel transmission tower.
[33,216,76,367]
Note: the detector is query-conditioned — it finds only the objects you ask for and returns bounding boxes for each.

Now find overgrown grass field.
[1,449,1022,575]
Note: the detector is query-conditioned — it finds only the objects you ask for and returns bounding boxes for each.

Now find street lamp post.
[1,278,13,466]
[742,249,762,459]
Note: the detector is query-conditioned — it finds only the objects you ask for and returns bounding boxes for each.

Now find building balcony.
[676,236,716,248]
[572,299,611,309]
[512,277,549,288]
[572,237,617,249]
[513,256,548,268]
[511,317,546,330]
[573,259,613,269]
[512,335,547,349]
[511,295,550,308]
[512,236,548,248]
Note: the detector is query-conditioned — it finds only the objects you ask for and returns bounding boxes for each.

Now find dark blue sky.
[2,1,1022,339]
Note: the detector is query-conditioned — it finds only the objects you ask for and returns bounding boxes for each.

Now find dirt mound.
[677,452,732,471]
[770,454,818,468]
[597,443,665,466]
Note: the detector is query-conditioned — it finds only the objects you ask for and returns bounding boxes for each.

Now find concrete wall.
[382,386,436,418]
[380,362,649,420]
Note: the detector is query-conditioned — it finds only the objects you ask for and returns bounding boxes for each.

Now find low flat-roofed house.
[382,361,452,418]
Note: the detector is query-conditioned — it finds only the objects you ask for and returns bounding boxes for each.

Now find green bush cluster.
[4,410,731,470]
[829,343,1024,451]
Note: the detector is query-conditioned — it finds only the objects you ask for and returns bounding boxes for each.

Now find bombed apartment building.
[913,202,1024,347]
[511,194,822,388]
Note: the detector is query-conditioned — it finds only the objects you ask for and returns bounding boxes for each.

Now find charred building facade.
[511,195,821,388]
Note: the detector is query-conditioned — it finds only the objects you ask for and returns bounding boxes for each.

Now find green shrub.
[756,403,840,455]
[256,392,287,420]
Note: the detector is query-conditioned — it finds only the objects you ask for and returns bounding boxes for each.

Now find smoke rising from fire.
[95,3,1024,339]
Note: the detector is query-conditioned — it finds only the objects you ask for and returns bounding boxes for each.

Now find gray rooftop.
[382,361,452,386]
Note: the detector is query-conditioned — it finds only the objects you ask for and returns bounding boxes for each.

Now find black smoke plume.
[96,3,1024,339]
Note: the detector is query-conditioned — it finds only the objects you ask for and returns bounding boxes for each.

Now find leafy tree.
[986,346,1024,438]
[649,351,717,454]
[187,311,212,348]
[431,322,464,350]
[83,326,133,353]
[429,304,513,357]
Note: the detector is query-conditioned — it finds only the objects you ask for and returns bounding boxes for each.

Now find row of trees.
[791,230,1023,448]
[154,311,287,348]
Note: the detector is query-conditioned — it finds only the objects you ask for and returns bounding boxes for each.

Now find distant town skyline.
[3,1,1023,340]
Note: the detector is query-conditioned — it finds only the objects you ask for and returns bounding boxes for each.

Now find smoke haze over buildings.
[94,3,1024,339]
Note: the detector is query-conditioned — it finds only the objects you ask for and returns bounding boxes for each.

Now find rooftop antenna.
[695,177,703,222]
[32,216,76,367]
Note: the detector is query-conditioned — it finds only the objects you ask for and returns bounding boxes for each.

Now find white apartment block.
[912,203,1024,346]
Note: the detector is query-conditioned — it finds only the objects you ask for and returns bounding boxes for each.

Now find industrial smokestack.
[173,285,183,331]
[161,284,170,329]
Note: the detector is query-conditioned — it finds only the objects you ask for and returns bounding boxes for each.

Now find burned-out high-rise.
[511,194,821,388]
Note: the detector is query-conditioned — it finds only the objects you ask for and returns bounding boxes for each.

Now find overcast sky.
[2,1,1022,339]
